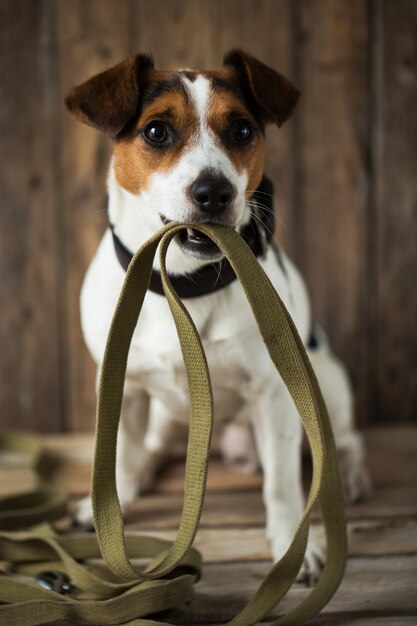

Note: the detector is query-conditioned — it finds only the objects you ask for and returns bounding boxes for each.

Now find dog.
[65,49,371,583]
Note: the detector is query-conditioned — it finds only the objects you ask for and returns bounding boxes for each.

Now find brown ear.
[65,54,154,138]
[223,49,299,127]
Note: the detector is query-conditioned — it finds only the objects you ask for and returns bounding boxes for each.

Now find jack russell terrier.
[65,49,371,583]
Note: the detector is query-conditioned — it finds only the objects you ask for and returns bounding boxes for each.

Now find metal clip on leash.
[0,222,347,626]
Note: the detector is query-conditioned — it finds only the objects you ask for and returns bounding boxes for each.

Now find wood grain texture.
[88,518,417,562]
[309,618,417,626]
[0,0,61,431]
[2,426,416,623]
[294,0,370,425]
[184,557,417,622]
[0,0,416,429]
[122,484,417,529]
[372,0,417,422]
[56,0,131,431]
[133,0,215,69]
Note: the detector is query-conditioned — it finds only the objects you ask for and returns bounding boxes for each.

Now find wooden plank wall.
[0,0,416,432]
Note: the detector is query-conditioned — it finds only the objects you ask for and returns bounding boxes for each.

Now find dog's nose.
[190,176,234,214]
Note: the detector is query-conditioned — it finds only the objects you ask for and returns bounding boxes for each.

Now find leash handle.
[92,222,347,624]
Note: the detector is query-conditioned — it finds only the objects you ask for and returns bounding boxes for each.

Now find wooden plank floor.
[3,426,417,624]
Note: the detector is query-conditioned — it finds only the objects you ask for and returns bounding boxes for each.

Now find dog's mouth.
[160,215,223,259]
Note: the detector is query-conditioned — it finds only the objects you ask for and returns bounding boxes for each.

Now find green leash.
[0,222,347,625]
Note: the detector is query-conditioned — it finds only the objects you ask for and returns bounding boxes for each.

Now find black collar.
[110,175,274,299]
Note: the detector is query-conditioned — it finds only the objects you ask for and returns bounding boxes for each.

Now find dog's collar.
[110,175,275,299]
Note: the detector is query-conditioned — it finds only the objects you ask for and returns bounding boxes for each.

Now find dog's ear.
[223,49,299,127]
[65,54,154,138]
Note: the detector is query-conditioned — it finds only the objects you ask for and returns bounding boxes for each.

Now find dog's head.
[65,50,299,262]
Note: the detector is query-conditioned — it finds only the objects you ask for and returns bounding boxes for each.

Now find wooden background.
[0,0,416,433]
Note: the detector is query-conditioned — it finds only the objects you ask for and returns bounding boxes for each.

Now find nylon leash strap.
[0,221,347,625]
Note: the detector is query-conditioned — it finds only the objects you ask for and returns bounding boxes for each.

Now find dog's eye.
[231,120,254,145]
[143,121,170,146]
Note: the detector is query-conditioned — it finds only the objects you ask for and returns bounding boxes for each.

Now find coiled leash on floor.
[0,222,347,625]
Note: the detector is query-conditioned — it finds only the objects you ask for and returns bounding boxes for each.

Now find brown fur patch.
[114,70,199,194]
[65,54,154,138]
[205,69,266,195]
[179,70,198,82]
[223,49,300,127]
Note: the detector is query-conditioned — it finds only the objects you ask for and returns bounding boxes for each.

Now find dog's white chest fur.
[81,227,308,426]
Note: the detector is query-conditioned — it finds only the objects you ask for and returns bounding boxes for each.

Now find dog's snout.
[190,176,234,214]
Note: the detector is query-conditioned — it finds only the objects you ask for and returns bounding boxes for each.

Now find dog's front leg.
[75,381,150,527]
[251,382,324,584]
[115,385,151,508]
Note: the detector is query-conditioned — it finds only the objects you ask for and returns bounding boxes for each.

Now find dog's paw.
[295,539,325,586]
[342,463,373,504]
[74,495,94,529]
[74,492,135,529]
[271,525,325,587]
[338,433,373,504]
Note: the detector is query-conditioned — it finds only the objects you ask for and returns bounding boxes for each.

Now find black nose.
[190,176,234,214]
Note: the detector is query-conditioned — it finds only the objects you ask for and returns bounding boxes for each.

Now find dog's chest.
[126,289,259,422]
[81,231,302,423]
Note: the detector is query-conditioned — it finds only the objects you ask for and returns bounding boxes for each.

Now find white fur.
[77,74,371,583]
